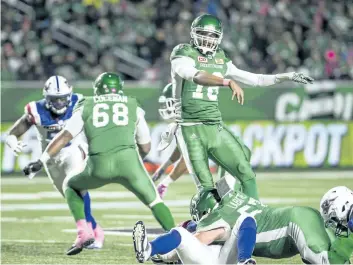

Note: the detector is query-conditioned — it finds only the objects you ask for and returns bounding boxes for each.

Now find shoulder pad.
[24,101,41,125]
[74,93,84,101]
[73,97,86,112]
[218,48,231,63]
[170,43,194,60]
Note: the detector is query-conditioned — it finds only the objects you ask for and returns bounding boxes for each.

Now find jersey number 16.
[92,103,128,128]
[192,72,223,101]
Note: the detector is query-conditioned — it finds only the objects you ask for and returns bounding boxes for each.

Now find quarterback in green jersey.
[153,83,242,198]
[24,72,176,255]
[133,186,353,264]
[170,14,314,199]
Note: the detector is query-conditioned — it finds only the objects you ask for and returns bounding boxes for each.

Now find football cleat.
[132,221,151,263]
[66,229,94,255]
[157,184,168,199]
[86,223,105,249]
[237,258,256,265]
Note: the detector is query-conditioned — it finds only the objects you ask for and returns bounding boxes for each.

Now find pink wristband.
[223,79,230,86]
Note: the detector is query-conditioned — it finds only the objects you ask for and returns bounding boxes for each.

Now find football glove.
[23,160,43,177]
[276,72,314,84]
[5,135,26,156]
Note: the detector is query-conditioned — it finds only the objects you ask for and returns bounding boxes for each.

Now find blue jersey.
[25,93,83,149]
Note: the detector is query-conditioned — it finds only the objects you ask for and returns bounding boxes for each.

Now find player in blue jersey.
[5,75,104,249]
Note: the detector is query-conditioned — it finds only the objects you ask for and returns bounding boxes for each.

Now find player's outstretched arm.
[6,114,32,156]
[225,61,314,87]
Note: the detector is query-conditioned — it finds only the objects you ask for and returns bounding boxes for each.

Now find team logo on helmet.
[321,197,338,215]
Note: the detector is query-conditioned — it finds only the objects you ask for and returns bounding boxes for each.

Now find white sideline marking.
[1,191,135,201]
[1,198,317,212]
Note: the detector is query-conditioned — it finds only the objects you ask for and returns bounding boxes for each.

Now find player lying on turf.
[6,75,104,249]
[133,186,353,264]
[170,13,314,200]
[153,83,242,198]
[23,72,176,255]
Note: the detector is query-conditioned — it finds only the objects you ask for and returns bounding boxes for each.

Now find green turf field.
[1,171,353,264]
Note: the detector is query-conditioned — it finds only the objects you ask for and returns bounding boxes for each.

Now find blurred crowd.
[2,0,353,83]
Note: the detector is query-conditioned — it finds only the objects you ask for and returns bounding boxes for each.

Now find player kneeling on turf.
[24,72,176,256]
[6,75,103,249]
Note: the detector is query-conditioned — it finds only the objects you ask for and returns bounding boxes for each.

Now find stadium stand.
[1,0,352,82]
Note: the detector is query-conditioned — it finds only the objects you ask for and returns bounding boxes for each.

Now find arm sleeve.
[225,62,277,87]
[135,107,151,145]
[64,108,84,138]
[171,57,200,81]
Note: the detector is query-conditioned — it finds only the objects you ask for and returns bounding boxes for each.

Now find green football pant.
[63,148,175,231]
[176,123,258,199]
[217,166,242,192]
[254,206,353,264]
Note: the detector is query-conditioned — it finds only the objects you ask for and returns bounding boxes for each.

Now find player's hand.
[5,135,26,156]
[23,160,43,176]
[229,80,244,105]
[276,72,314,84]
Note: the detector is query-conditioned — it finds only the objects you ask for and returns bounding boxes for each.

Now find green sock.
[65,188,85,221]
[151,203,175,231]
[329,234,353,263]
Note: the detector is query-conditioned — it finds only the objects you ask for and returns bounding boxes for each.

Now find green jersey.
[74,94,139,155]
[196,191,344,261]
[197,191,268,233]
[170,43,231,123]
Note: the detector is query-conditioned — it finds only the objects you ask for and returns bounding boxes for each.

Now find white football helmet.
[320,186,353,237]
[43,75,73,115]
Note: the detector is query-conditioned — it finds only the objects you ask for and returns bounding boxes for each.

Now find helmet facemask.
[325,204,353,237]
[45,94,72,115]
[321,187,353,237]
[158,96,180,121]
[191,28,222,55]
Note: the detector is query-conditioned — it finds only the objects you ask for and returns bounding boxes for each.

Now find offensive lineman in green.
[171,14,314,199]
[24,73,175,255]
[134,186,353,264]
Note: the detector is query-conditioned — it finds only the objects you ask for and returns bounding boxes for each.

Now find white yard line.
[62,229,161,238]
[1,198,317,212]
[1,191,135,200]
[103,213,190,219]
[1,239,65,243]
[2,171,352,186]
[1,239,133,247]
